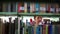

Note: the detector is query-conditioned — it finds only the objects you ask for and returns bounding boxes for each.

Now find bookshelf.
[0,12,17,16]
[18,13,60,17]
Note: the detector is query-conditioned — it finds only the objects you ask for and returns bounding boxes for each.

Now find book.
[36,25,42,34]
[18,3,24,13]
[0,18,3,34]
[0,3,2,12]
[35,3,40,13]
[15,18,18,30]
[30,3,35,13]
[9,17,12,34]
[8,3,11,12]
[52,25,55,34]
[46,24,48,34]
[40,3,46,13]
[24,2,27,13]
[46,4,51,13]
[50,4,55,13]
[27,3,30,13]
[42,24,46,34]
[2,3,6,12]
[28,26,32,34]
[20,20,23,34]
[55,4,59,13]
[5,22,9,34]
[11,2,16,12]
[48,24,53,34]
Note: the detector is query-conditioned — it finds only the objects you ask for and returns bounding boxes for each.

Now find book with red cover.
[18,3,24,13]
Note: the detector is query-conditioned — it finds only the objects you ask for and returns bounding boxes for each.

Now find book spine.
[24,2,27,13]
[50,4,55,13]
[2,3,6,12]
[36,25,41,34]
[28,26,32,34]
[27,3,30,13]
[40,4,46,13]
[9,17,12,34]
[11,21,15,34]
[32,3,35,13]
[13,2,16,12]
[42,24,46,34]
[18,3,24,13]
[30,3,32,13]
[52,25,55,34]
[20,20,23,34]
[0,3,2,12]
[31,26,33,34]
[46,24,48,34]
[15,18,18,34]
[16,2,18,12]
[55,4,59,13]
[35,3,39,13]
[48,24,53,34]
[8,3,11,12]
[0,18,3,34]
[47,4,51,13]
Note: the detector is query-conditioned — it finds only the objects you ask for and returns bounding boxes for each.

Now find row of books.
[0,17,18,34]
[20,19,60,34]
[0,3,60,13]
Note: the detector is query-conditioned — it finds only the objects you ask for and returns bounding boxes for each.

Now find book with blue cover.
[48,24,53,34]
[36,25,42,34]
[35,3,40,13]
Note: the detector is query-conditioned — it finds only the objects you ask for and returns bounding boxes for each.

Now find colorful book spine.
[48,24,53,34]
[46,24,48,34]
[46,4,51,13]
[24,2,27,13]
[40,3,46,13]
[27,3,30,13]
[35,3,40,13]
[52,25,55,34]
[18,3,24,13]
[42,24,46,34]
[36,25,41,34]
[50,4,55,13]
[55,4,59,13]
[32,3,35,13]
[30,3,35,13]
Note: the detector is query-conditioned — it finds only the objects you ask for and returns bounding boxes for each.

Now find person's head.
[34,16,42,23]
